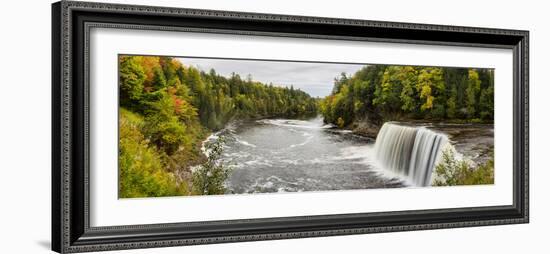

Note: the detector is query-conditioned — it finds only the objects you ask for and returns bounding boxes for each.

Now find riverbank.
[348,117,492,136]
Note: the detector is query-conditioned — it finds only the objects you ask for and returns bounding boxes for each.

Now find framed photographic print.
[52,1,529,253]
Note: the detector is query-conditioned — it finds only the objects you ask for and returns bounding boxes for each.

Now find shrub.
[143,91,188,155]
[192,136,232,195]
[433,145,494,186]
[119,109,184,198]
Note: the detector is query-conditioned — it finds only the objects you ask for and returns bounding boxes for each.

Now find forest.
[119,56,317,198]
[318,65,495,186]
[119,56,494,198]
[320,65,494,130]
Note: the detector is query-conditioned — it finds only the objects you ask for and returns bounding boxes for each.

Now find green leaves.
[143,91,188,156]
[119,55,318,197]
[417,67,445,112]
[119,109,184,198]
[192,136,232,195]
[478,69,494,120]
[466,69,482,118]
[433,145,494,186]
[119,55,495,197]
[320,65,493,128]
[119,56,146,106]
[152,66,167,90]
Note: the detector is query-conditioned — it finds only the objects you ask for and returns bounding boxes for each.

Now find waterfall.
[374,122,448,186]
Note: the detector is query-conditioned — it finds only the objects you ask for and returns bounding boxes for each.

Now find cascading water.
[374,122,448,186]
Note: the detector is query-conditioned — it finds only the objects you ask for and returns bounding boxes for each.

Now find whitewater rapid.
[218,117,406,194]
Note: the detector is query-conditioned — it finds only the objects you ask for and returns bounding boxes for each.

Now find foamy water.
[219,117,406,194]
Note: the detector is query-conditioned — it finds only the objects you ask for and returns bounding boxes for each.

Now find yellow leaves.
[422,95,434,110]
[119,109,182,198]
[416,67,444,111]
[468,69,480,80]
[337,117,345,128]
[419,84,433,110]
[170,57,183,69]
[402,65,416,73]
[139,56,162,82]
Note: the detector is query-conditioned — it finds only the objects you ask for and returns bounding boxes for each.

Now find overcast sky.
[177,57,365,98]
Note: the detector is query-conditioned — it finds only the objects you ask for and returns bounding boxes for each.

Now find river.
[212,117,494,194]
[216,117,404,194]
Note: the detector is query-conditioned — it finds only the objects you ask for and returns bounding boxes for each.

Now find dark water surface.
[217,117,405,194]
[210,117,494,194]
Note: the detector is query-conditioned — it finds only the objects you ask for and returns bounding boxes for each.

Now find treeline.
[121,56,317,130]
[320,65,494,128]
[119,56,317,197]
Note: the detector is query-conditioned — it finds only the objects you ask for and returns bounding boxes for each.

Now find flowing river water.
[209,117,493,194]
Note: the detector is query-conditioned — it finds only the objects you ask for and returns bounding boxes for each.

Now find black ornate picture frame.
[52,1,529,253]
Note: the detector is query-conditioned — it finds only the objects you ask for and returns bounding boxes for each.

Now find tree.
[446,86,458,119]
[119,55,496,198]
[119,55,318,198]
[332,72,349,94]
[478,69,494,120]
[119,56,146,108]
[416,67,445,115]
[319,64,491,126]
[152,66,167,91]
[466,69,481,118]
[398,66,419,113]
[143,91,188,155]
[373,66,403,114]
[119,109,184,197]
[331,85,354,126]
[479,83,494,120]
[192,136,232,195]
[351,79,370,116]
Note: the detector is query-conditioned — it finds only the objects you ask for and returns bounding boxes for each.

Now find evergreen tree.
[119,56,146,108]
[152,66,167,91]
[466,69,481,118]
